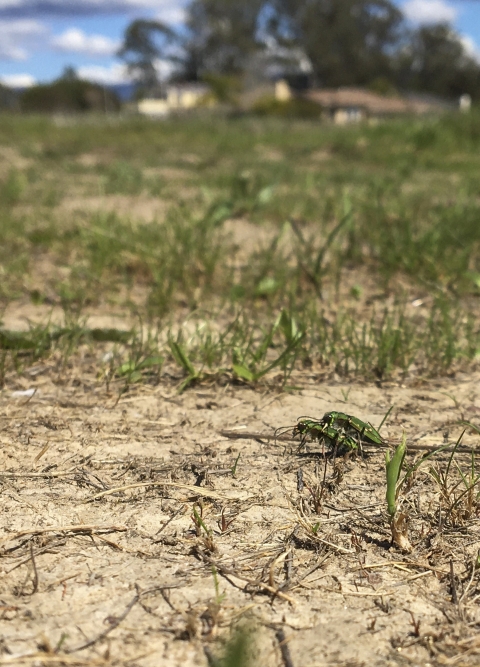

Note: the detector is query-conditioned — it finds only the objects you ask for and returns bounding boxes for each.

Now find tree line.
[119,0,480,101]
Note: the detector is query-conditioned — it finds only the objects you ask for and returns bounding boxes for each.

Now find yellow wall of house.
[137,99,169,116]
[333,107,365,124]
[275,80,292,102]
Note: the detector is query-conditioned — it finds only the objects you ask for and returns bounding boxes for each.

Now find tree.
[0,83,19,111]
[267,0,403,87]
[118,19,178,94]
[183,0,266,78]
[395,23,480,100]
[20,80,120,114]
[60,66,79,82]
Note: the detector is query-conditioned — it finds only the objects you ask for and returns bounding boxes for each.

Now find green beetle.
[292,411,385,453]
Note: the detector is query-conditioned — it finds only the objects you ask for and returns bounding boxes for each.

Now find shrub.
[20,79,121,114]
[252,95,323,119]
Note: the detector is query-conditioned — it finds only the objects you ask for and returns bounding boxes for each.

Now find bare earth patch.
[1,369,479,667]
[59,196,169,223]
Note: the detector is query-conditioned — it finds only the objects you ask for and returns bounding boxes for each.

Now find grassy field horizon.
[0,111,479,391]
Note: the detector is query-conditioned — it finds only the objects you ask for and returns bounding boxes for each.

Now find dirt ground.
[1,362,480,667]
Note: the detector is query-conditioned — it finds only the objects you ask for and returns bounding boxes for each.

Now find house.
[137,98,169,117]
[137,82,211,117]
[305,87,446,124]
[166,83,211,110]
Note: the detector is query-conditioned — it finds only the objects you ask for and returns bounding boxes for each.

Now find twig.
[65,584,180,654]
[0,471,77,479]
[392,570,433,587]
[294,513,354,555]
[274,627,295,667]
[220,430,479,453]
[0,655,108,665]
[288,556,329,590]
[458,560,478,604]
[1,524,127,546]
[28,542,38,595]
[85,481,242,502]
[221,430,289,442]
[4,538,67,563]
[350,561,449,575]
[65,593,139,653]
[205,557,296,605]
[450,560,458,605]
[152,508,184,541]
[284,550,294,585]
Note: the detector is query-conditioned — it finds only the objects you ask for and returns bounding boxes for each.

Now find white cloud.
[0,72,36,87]
[0,18,46,60]
[153,57,176,80]
[77,63,131,85]
[155,3,186,25]
[52,28,120,57]
[402,0,457,25]
[77,59,176,85]
[461,35,480,63]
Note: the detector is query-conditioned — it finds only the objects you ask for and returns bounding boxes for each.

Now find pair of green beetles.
[290,411,385,453]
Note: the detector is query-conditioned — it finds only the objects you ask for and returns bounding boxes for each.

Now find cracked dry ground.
[1,370,480,667]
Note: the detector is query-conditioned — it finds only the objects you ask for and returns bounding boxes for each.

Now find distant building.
[137,82,211,117]
[459,94,472,113]
[166,83,211,110]
[305,87,449,124]
[137,98,169,117]
[274,79,292,102]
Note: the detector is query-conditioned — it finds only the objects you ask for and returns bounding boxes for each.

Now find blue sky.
[0,0,479,88]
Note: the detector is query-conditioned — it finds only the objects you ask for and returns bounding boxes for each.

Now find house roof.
[168,83,210,94]
[305,87,436,115]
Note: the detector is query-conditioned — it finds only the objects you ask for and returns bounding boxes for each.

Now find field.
[0,111,480,667]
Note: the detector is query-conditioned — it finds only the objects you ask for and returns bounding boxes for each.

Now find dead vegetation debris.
[1,370,480,667]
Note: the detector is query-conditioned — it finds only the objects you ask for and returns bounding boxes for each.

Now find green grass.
[0,111,479,388]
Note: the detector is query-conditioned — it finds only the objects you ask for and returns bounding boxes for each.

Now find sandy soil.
[1,365,479,667]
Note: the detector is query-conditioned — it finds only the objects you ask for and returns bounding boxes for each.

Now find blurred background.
[1,0,480,114]
[1,1,480,389]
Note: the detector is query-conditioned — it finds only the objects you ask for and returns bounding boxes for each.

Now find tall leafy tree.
[183,0,266,77]
[267,0,403,87]
[395,23,480,100]
[118,20,178,93]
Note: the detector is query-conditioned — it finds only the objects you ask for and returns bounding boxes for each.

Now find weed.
[168,337,203,392]
[231,453,241,478]
[231,310,304,385]
[218,510,236,533]
[290,193,353,298]
[103,160,144,195]
[1,169,26,205]
[428,430,480,527]
[208,626,254,667]
[385,434,412,551]
[116,328,163,386]
[191,503,216,552]
[0,114,479,386]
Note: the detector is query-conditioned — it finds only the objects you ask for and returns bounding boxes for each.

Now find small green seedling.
[385,435,407,517]
[191,504,216,552]
[209,625,253,667]
[169,339,202,392]
[218,509,236,533]
[231,452,241,478]
[385,433,411,551]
